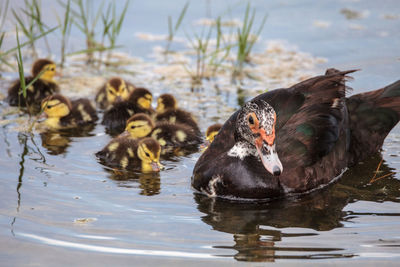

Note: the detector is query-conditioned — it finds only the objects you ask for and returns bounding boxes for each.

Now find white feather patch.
[227,141,257,159]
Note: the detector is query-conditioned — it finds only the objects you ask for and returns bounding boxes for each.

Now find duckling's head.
[32,59,56,82]
[137,137,162,172]
[206,123,222,144]
[156,93,177,113]
[105,77,130,104]
[129,88,153,110]
[41,94,72,118]
[124,113,154,139]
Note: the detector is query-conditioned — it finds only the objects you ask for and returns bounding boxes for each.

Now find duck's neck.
[227,141,257,160]
[44,117,61,129]
[141,161,153,172]
[40,76,56,84]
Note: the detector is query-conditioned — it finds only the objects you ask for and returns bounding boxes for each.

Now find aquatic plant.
[15,27,46,117]
[12,0,53,59]
[165,2,189,58]
[207,17,234,78]
[69,0,104,64]
[184,25,213,84]
[104,0,129,61]
[56,0,73,68]
[233,2,267,80]
[0,0,9,70]
[0,27,57,69]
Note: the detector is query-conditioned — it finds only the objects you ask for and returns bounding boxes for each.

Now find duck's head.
[137,137,162,172]
[123,113,154,139]
[32,59,56,82]
[129,88,153,110]
[156,93,177,113]
[41,94,72,119]
[206,123,222,143]
[236,100,283,176]
[105,77,130,104]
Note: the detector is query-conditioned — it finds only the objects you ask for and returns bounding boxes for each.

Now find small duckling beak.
[115,96,123,103]
[151,161,164,172]
[54,71,62,77]
[38,112,48,120]
[200,139,211,150]
[119,130,130,138]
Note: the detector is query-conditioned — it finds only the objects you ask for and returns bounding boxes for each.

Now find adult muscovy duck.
[192,69,400,199]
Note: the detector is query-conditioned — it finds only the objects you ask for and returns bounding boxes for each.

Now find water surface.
[1,0,400,265]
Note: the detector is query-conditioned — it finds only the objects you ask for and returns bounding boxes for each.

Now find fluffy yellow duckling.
[7,59,60,113]
[121,113,202,150]
[95,77,135,109]
[101,87,154,134]
[201,123,222,151]
[39,94,98,130]
[155,93,200,134]
[96,137,162,172]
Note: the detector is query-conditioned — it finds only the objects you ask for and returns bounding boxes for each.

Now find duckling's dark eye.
[130,125,136,129]
[51,68,55,71]
[145,152,150,157]
[248,116,254,125]
[47,105,52,109]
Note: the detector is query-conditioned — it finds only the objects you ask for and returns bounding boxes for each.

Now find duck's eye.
[130,125,136,129]
[248,115,254,125]
[47,105,52,109]
[51,68,55,71]
[108,89,115,95]
[145,152,150,157]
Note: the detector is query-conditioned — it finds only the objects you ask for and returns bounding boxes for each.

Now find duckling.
[7,59,60,113]
[203,123,222,149]
[122,113,202,150]
[101,87,154,134]
[95,77,135,109]
[155,93,200,134]
[96,137,162,172]
[39,94,98,130]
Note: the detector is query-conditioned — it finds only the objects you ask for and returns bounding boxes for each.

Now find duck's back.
[155,109,200,134]
[7,77,59,112]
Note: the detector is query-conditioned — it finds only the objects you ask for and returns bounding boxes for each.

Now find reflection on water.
[106,169,161,196]
[40,124,96,155]
[194,154,400,261]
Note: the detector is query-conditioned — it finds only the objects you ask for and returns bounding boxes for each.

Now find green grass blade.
[65,45,122,56]
[174,2,189,32]
[0,26,58,58]
[15,27,26,98]
[115,0,129,34]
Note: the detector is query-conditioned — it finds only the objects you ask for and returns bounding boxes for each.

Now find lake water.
[1,0,400,265]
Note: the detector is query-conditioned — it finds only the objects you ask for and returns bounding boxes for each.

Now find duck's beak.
[119,130,130,138]
[38,112,47,120]
[254,128,283,176]
[151,161,163,172]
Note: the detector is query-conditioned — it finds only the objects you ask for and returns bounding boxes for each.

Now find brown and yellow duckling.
[95,77,135,109]
[202,123,222,150]
[155,93,200,134]
[96,137,162,173]
[7,59,60,113]
[101,87,154,134]
[122,113,202,150]
[38,94,98,130]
